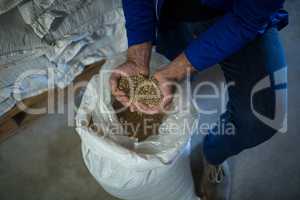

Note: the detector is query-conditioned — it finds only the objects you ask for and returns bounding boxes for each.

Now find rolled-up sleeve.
[184,0,285,71]
[122,0,156,46]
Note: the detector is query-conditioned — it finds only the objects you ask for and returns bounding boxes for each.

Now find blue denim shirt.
[122,0,288,70]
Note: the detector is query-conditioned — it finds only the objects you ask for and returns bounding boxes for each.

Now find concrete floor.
[1,1,300,200]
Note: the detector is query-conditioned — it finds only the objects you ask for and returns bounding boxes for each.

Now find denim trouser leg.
[203,28,287,165]
[156,23,288,165]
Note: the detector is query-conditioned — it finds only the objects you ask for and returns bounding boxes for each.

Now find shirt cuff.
[127,29,156,47]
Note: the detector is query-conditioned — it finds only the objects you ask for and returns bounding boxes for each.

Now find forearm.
[184,0,284,70]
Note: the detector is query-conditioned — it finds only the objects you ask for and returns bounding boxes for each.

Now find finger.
[116,96,132,108]
[116,95,129,103]
[135,102,148,112]
[114,89,126,96]
[110,72,121,96]
[164,101,172,111]
[135,102,160,115]
[162,95,173,109]
[130,104,137,112]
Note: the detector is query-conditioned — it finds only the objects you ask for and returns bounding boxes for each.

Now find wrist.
[159,53,195,81]
[127,42,152,70]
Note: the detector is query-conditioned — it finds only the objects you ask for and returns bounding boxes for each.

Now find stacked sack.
[0,0,127,117]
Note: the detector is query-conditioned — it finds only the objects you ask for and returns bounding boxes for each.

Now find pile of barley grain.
[118,74,162,107]
[112,74,164,142]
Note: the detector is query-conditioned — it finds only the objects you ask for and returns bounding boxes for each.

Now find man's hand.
[136,53,196,114]
[110,42,152,111]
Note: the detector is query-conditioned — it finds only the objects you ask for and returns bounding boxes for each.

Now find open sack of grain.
[75,51,200,200]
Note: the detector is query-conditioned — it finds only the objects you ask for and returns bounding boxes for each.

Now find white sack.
[0,0,23,15]
[0,8,49,66]
[18,0,92,38]
[18,0,123,41]
[0,56,55,116]
[76,52,200,200]
[0,3,127,118]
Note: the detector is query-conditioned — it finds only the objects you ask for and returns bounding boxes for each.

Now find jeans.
[156,22,288,165]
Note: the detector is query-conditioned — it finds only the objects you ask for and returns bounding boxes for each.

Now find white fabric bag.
[76,52,200,200]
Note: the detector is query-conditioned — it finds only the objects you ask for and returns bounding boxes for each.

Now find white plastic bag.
[76,52,200,200]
